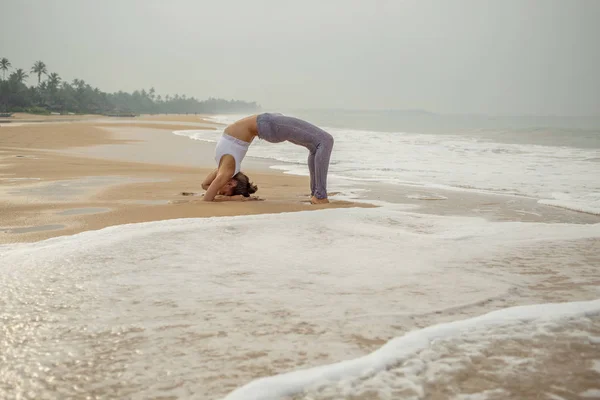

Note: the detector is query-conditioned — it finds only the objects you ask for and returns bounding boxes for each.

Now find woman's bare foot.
[310,196,330,205]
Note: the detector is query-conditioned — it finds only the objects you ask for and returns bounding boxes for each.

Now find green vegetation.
[0,58,260,115]
[31,61,47,85]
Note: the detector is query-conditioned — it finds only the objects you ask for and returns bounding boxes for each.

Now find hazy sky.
[2,0,599,115]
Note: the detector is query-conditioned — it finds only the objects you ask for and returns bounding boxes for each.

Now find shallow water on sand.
[1,205,599,399]
[56,207,111,216]
[1,176,168,203]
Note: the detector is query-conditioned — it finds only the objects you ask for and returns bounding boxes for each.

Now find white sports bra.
[214,134,250,177]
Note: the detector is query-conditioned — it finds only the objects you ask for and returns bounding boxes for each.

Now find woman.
[202,113,334,204]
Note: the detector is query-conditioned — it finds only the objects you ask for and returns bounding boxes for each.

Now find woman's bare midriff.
[223,114,258,143]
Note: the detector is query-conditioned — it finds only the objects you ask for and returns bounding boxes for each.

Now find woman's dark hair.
[232,172,258,197]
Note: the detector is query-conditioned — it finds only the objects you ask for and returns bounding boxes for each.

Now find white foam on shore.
[2,207,600,398]
[539,192,600,216]
[224,299,600,400]
[581,389,600,398]
[406,193,448,200]
[547,394,568,400]
[453,389,507,400]
[204,114,246,126]
[539,200,600,216]
[173,129,219,144]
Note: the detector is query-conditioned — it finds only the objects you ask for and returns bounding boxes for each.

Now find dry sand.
[0,114,368,244]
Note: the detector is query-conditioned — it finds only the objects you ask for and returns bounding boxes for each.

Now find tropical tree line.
[0,58,260,115]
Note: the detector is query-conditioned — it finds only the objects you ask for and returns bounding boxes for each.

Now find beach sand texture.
[1,114,599,400]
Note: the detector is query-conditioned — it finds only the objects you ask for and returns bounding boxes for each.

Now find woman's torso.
[223,114,259,143]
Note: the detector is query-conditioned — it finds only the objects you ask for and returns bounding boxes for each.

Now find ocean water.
[3,111,600,399]
[2,206,600,399]
[175,112,600,215]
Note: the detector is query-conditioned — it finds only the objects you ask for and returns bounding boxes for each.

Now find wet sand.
[358,181,600,224]
[0,115,367,244]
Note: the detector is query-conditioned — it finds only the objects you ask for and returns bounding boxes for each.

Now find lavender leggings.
[257,113,334,199]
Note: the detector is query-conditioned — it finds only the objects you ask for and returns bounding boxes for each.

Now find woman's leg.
[308,151,316,196]
[311,133,334,201]
[260,114,334,201]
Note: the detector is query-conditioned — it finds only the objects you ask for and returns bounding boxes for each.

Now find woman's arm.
[201,169,218,190]
[203,156,237,201]
[203,170,232,201]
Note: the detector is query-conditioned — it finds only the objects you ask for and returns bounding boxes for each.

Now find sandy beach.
[0,114,365,244]
[3,1,600,397]
[1,113,599,400]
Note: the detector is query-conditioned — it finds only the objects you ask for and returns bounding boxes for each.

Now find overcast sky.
[2,0,599,115]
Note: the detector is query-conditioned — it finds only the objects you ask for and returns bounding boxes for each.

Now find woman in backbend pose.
[202,113,334,204]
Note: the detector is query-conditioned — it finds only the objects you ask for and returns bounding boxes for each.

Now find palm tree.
[47,73,61,91]
[11,68,29,83]
[0,58,11,80]
[31,61,48,85]
[44,73,62,107]
[72,78,86,91]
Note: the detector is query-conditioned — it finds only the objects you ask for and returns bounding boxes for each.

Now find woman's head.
[219,172,257,197]
[232,172,258,197]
